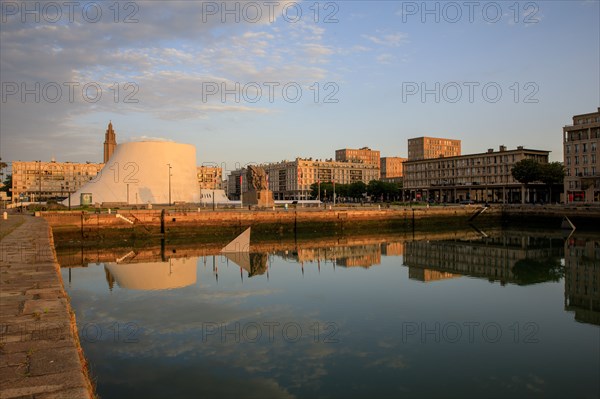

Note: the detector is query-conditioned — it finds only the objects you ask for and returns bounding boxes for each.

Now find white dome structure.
[64,141,200,206]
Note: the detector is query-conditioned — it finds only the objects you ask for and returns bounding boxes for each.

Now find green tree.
[511,159,542,203]
[539,162,564,203]
[348,181,367,199]
[0,174,11,193]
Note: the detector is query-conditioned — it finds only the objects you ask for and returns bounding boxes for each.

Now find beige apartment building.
[197,166,222,190]
[11,160,103,202]
[229,158,379,200]
[408,137,461,160]
[563,107,600,203]
[403,145,550,203]
[335,147,380,165]
[380,157,407,179]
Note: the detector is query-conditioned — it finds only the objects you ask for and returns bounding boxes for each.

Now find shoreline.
[0,215,95,399]
[41,205,600,245]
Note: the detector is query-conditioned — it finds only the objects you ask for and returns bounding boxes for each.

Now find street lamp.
[167,163,172,206]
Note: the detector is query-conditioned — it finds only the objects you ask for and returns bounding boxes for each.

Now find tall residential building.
[380,157,407,179]
[335,147,380,165]
[197,166,222,190]
[226,159,380,200]
[11,160,103,203]
[263,158,379,200]
[407,137,461,160]
[563,107,600,203]
[103,121,117,163]
[403,146,549,203]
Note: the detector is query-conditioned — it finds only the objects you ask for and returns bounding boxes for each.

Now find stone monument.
[242,165,274,207]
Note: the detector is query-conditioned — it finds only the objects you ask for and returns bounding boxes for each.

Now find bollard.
[108,208,111,214]
[3,211,7,220]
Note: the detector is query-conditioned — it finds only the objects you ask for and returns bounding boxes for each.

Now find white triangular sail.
[221,227,251,253]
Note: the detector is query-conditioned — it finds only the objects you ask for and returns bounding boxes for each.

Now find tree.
[539,162,564,203]
[0,174,11,193]
[348,181,367,199]
[511,159,542,203]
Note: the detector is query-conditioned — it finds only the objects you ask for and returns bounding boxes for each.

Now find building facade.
[380,157,407,179]
[403,146,550,203]
[335,147,380,165]
[226,159,380,201]
[227,169,246,200]
[408,137,461,160]
[103,121,117,163]
[563,107,600,203]
[11,160,103,203]
[263,158,380,200]
[197,166,223,190]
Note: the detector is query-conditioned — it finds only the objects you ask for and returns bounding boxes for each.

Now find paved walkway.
[0,215,93,399]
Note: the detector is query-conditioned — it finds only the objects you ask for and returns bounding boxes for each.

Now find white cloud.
[363,32,408,47]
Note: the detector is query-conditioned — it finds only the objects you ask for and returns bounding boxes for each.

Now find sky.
[1,0,599,174]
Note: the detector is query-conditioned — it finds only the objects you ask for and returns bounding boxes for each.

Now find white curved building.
[63,141,200,206]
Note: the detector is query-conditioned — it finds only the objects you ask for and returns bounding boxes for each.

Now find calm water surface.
[59,230,599,398]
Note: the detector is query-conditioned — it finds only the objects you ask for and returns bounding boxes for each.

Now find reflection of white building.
[104,257,197,290]
[64,141,200,206]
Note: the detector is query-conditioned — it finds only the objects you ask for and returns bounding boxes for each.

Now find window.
[583,143,588,152]
[566,145,570,154]
[575,156,579,165]
[575,144,579,153]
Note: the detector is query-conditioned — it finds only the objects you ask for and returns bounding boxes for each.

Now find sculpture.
[247,165,268,191]
[243,165,273,207]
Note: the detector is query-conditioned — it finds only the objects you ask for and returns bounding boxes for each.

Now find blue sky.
[1,0,598,172]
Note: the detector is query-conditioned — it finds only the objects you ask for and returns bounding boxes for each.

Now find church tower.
[103,121,117,163]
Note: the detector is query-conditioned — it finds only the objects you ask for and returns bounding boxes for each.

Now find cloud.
[362,32,408,47]
[0,1,335,161]
[376,54,394,65]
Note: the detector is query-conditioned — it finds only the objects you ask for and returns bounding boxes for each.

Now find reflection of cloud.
[366,355,406,369]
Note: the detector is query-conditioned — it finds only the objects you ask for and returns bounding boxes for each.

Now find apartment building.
[408,137,461,160]
[563,107,600,203]
[335,147,380,165]
[403,146,550,203]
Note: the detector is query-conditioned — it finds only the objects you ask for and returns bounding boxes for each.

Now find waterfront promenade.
[0,215,93,399]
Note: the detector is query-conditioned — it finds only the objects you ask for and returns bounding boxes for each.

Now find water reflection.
[403,235,564,286]
[105,257,197,291]
[564,237,600,325]
[57,229,600,398]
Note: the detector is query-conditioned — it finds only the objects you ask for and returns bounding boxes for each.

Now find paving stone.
[0,216,92,399]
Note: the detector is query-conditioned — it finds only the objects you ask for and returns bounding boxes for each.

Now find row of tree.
[511,159,565,202]
[309,180,402,202]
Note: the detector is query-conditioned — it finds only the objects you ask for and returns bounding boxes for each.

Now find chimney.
[487,148,493,153]
[499,145,506,152]
[517,146,524,150]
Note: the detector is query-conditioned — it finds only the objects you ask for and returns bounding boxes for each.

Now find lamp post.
[38,160,42,204]
[167,163,172,206]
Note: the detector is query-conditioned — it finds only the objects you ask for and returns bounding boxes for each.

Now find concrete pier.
[0,215,93,399]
